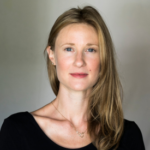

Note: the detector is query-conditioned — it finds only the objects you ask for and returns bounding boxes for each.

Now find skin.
[31,23,100,148]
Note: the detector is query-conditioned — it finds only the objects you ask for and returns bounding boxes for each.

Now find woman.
[0,5,145,150]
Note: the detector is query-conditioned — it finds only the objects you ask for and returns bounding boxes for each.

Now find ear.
[46,46,56,65]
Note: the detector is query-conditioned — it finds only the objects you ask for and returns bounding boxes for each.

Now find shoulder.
[0,111,33,149]
[123,119,142,135]
[5,111,30,120]
[119,119,145,150]
[0,111,32,133]
[2,111,30,125]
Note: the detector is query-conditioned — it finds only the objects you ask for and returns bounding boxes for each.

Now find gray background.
[0,0,150,149]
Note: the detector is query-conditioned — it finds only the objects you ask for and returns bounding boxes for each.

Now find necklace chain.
[51,101,87,138]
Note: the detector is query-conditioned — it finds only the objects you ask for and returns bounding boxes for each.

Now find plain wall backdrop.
[0,0,150,149]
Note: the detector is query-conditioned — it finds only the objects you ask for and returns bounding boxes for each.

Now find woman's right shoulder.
[0,111,32,145]
[1,101,55,128]
[5,111,29,119]
[0,111,32,131]
[3,111,30,122]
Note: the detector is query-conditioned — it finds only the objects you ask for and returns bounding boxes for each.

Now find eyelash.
[65,47,96,52]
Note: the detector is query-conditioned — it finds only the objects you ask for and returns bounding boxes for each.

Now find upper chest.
[31,114,92,149]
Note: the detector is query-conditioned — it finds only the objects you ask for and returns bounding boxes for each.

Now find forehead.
[55,23,99,46]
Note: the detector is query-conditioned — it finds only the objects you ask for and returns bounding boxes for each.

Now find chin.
[69,85,91,91]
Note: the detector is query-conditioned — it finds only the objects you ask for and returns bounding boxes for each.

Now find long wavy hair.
[43,5,124,150]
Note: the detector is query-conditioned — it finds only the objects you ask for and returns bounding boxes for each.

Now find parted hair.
[43,5,124,150]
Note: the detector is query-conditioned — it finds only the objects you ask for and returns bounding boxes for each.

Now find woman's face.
[47,23,100,91]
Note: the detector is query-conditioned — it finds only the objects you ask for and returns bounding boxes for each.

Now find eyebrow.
[60,43,99,47]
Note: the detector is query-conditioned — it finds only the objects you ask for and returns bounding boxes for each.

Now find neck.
[53,84,91,127]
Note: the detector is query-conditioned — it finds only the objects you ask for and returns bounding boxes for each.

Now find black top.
[0,111,145,150]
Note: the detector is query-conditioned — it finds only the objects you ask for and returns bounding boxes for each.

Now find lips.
[70,73,88,78]
[70,72,88,75]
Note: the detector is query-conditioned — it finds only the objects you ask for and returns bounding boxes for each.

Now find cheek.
[57,62,68,72]
[57,55,71,70]
[88,58,100,73]
[89,60,100,86]
[55,55,71,80]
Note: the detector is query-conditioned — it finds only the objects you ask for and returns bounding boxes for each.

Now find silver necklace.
[51,101,87,138]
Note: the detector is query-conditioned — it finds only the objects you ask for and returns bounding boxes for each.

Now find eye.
[65,47,73,52]
[87,48,96,52]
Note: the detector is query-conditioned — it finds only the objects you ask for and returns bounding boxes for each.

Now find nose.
[74,51,86,67]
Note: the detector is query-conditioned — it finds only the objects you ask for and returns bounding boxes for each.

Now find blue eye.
[88,48,95,52]
[65,48,72,51]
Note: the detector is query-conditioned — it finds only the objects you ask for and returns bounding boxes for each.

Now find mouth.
[70,72,88,75]
[70,73,88,78]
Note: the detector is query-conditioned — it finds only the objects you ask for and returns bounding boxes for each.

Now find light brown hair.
[44,5,124,150]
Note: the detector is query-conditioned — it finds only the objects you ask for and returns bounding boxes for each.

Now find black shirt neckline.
[26,111,95,150]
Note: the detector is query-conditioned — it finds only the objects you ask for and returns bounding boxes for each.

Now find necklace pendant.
[77,131,84,138]
[80,133,84,138]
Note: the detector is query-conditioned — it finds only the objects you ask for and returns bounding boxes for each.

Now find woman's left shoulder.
[119,119,145,150]
[123,119,143,135]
